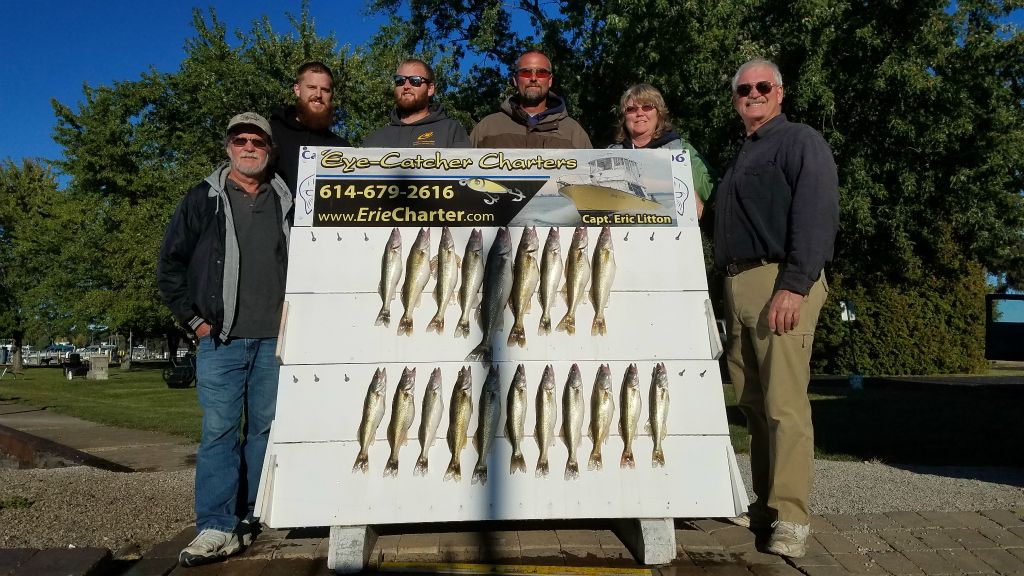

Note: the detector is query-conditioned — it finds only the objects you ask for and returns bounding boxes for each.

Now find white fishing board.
[256,148,747,568]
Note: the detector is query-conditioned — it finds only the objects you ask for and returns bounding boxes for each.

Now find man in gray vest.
[157,112,291,567]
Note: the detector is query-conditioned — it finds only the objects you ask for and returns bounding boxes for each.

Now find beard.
[519,84,549,107]
[396,90,430,116]
[296,98,333,130]
[232,152,269,177]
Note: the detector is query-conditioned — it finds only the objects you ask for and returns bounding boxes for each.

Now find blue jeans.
[195,337,279,532]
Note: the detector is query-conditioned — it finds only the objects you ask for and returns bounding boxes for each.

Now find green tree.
[0,160,80,370]
[47,5,397,352]
[366,0,1023,374]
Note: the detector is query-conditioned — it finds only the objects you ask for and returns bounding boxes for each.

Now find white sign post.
[257,147,747,572]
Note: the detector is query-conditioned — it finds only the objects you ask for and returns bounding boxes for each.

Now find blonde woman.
[609,83,714,216]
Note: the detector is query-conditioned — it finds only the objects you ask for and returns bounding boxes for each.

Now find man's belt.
[725,258,777,277]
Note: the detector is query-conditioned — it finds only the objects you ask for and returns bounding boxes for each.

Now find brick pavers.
[13,547,109,576]
[679,529,728,553]
[749,564,805,576]
[901,550,961,575]
[867,551,924,575]
[26,507,1024,574]
[938,548,996,573]
[886,512,935,530]
[972,547,1024,574]
[979,526,1024,549]
[833,553,888,575]
[845,532,894,553]
[949,512,1006,531]
[877,530,929,552]
[816,533,862,555]
[912,529,968,550]
[982,510,1024,528]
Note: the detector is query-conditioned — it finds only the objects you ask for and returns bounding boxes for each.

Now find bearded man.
[270,61,350,196]
[362,58,470,147]
[469,50,591,148]
[158,112,292,567]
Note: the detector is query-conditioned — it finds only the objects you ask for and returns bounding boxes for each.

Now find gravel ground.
[0,458,1022,552]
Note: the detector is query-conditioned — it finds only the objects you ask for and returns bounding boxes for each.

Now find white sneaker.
[729,507,772,530]
[179,528,242,567]
[766,520,810,558]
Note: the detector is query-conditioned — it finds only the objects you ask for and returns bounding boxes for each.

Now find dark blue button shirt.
[713,114,839,295]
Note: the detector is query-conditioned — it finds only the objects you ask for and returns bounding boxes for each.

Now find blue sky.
[0,1,391,164]
[1,2,1020,169]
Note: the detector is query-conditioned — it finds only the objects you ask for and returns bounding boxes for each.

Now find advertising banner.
[258,148,744,532]
[292,148,698,228]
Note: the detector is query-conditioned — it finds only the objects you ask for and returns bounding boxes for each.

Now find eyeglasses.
[735,81,779,97]
[229,136,268,149]
[394,75,431,87]
[624,104,656,115]
[516,67,552,79]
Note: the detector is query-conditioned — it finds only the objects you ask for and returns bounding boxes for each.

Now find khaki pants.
[725,263,828,525]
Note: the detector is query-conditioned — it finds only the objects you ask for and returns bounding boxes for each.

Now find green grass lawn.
[3,365,1020,465]
[0,365,202,442]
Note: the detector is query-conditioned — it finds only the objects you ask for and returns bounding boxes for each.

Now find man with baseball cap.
[158,112,292,567]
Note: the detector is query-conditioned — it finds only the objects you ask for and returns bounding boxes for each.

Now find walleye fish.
[375,228,403,327]
[443,366,474,481]
[384,367,417,477]
[590,226,616,336]
[352,367,387,473]
[619,363,642,469]
[426,227,460,334]
[506,364,528,474]
[562,363,585,480]
[537,227,563,335]
[398,228,431,336]
[466,227,513,362]
[534,364,558,477]
[455,229,484,339]
[587,364,616,471]
[556,226,591,335]
[649,362,670,467]
[508,227,540,348]
[472,365,502,485]
[414,368,444,476]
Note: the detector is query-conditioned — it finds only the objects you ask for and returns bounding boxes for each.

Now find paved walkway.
[2,388,1023,575]
[0,400,196,472]
[4,508,1022,575]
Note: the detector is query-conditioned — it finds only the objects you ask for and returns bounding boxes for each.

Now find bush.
[813,262,988,375]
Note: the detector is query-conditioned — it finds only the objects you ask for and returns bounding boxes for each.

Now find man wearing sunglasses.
[363,58,470,148]
[469,50,591,149]
[158,112,292,567]
[714,59,838,558]
[270,61,350,197]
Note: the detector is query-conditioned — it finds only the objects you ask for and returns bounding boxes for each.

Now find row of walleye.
[353,362,671,484]
[375,226,616,361]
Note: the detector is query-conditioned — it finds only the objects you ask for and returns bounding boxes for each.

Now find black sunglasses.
[229,136,269,149]
[394,75,431,87]
[735,81,779,97]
